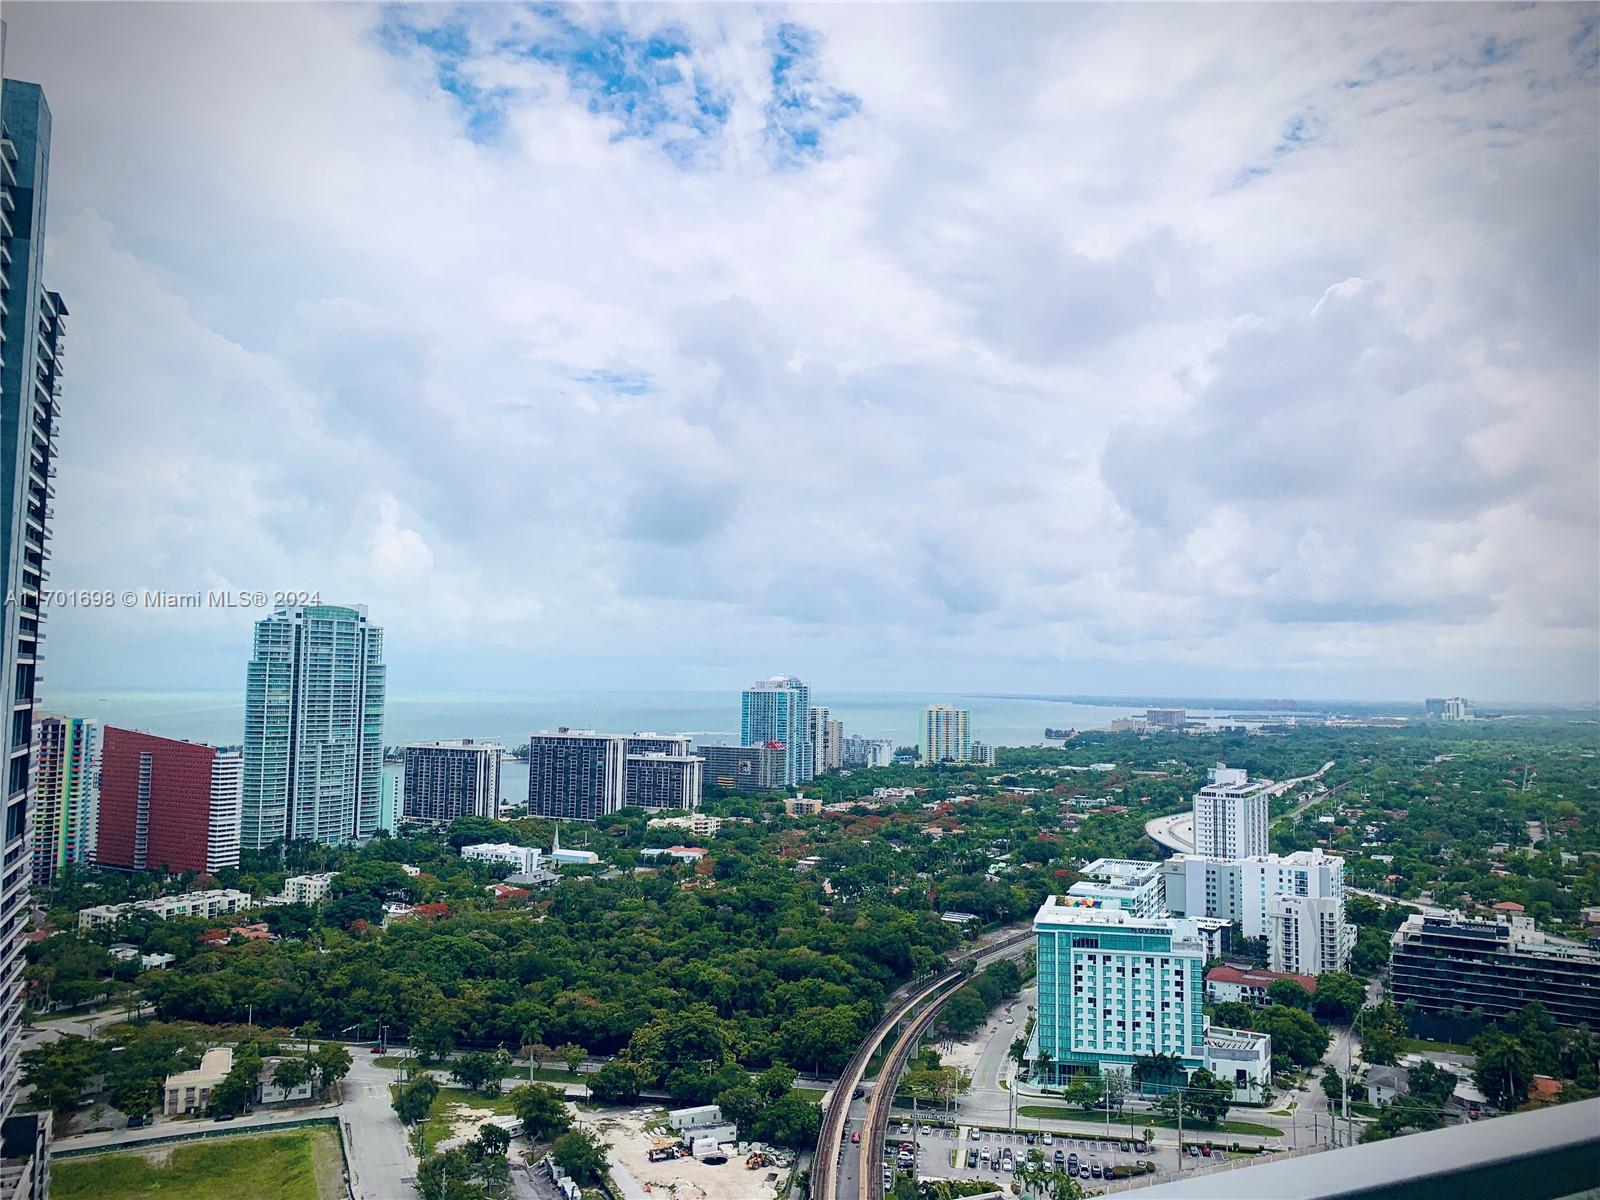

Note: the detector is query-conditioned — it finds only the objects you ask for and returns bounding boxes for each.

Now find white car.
[1042,1133,1053,1146]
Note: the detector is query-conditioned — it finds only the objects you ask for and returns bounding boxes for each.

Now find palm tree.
[1034,1050,1054,1086]
[1012,1159,1044,1199]
[1046,1166,1085,1200]
[1561,1024,1598,1078]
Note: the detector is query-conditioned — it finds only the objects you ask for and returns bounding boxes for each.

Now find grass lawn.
[53,1128,342,1200]
[1135,1116,1283,1138]
[793,1087,826,1102]
[1397,1037,1475,1055]
[1016,1107,1282,1138]
[419,1087,519,1155]
[375,1055,584,1086]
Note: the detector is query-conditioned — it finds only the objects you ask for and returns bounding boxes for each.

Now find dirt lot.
[579,1108,786,1200]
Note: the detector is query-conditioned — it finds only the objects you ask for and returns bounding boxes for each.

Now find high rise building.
[1443,697,1474,721]
[1031,897,1207,1084]
[625,751,703,811]
[841,736,894,769]
[378,769,399,834]
[1267,893,1355,976]
[403,740,503,826]
[696,743,785,792]
[970,740,997,767]
[741,677,813,786]
[1191,765,1270,858]
[919,704,971,764]
[241,605,386,848]
[1,48,60,1194]
[807,707,841,775]
[207,752,243,874]
[29,715,98,887]
[1423,698,1448,718]
[97,729,243,875]
[1165,848,1349,941]
[1146,708,1186,730]
[527,730,627,821]
[621,734,701,810]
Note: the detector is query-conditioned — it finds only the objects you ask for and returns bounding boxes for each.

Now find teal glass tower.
[1031,896,1207,1086]
[740,675,813,787]
[242,605,386,847]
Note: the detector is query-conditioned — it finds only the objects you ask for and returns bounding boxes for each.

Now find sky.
[3,2,1597,703]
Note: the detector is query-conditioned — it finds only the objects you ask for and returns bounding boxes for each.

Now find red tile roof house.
[1204,965,1319,1006]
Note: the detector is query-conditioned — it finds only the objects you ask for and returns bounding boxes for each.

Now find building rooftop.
[166,1047,233,1088]
[1079,857,1163,880]
[1205,964,1319,993]
[1204,1026,1270,1053]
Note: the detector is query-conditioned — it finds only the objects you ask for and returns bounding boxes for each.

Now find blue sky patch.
[764,21,861,168]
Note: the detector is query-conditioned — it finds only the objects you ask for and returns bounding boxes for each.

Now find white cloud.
[4,0,1595,700]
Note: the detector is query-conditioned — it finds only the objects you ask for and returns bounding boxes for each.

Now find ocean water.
[39,688,1150,751]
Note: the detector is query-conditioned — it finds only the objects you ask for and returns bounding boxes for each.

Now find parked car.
[1188,1145,1201,1157]
[1042,1132,1053,1146]
[850,1131,860,1144]
[127,1116,146,1128]
[970,1128,981,1141]
[1091,1163,1102,1179]
[1200,1145,1211,1157]
[966,1149,978,1169]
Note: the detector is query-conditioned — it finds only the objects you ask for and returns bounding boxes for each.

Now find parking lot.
[876,1122,1194,1190]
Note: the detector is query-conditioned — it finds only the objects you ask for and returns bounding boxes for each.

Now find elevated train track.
[811,930,1032,1200]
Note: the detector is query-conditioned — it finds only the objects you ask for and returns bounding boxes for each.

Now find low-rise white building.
[1202,1027,1273,1105]
[1204,964,1319,1006]
[461,842,543,873]
[276,872,338,906]
[163,1047,234,1115]
[648,812,723,837]
[639,846,707,862]
[79,889,253,932]
[258,1057,316,1106]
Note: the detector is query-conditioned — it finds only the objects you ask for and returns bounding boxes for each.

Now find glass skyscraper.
[29,715,98,887]
[1,38,60,1196]
[741,676,813,786]
[242,605,386,847]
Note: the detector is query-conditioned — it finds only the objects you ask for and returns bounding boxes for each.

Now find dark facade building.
[625,733,690,757]
[696,744,784,792]
[1,51,62,1187]
[1389,911,1600,1030]
[403,740,502,826]
[625,752,702,810]
[527,731,627,821]
[97,729,242,875]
